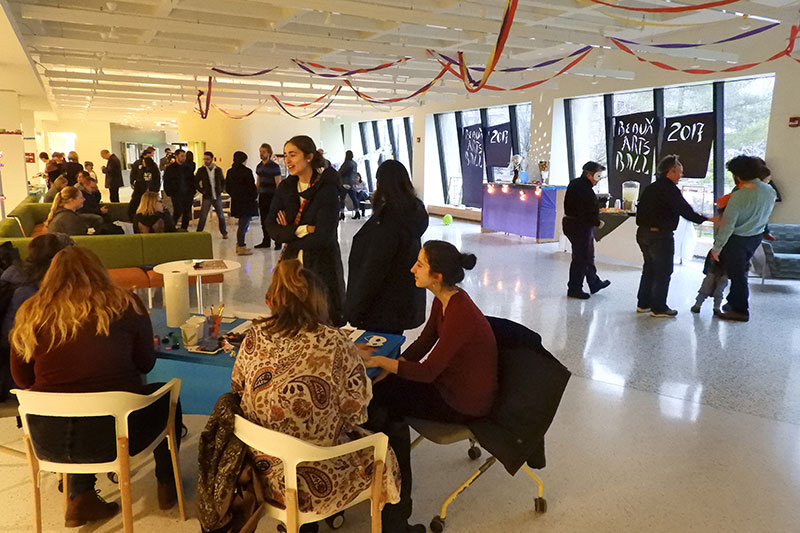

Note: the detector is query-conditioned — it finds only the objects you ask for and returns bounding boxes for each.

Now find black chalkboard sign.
[484,122,512,167]
[460,124,485,208]
[659,112,715,178]
[610,111,656,200]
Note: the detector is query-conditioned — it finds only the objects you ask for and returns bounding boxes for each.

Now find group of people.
[563,153,776,322]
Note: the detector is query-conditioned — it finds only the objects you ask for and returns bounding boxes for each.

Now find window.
[515,103,531,162]
[391,118,411,172]
[569,96,607,191]
[376,120,391,164]
[613,91,653,115]
[723,76,775,193]
[437,112,462,205]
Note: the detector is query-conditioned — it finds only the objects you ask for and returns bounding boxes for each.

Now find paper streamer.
[345,66,449,104]
[612,21,780,49]
[587,0,740,13]
[164,270,190,328]
[576,0,731,27]
[270,86,342,119]
[432,46,591,72]
[293,57,412,77]
[196,77,212,119]
[211,66,276,77]
[457,0,519,92]
[610,24,799,74]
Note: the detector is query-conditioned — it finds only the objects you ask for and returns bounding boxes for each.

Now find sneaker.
[589,280,611,294]
[236,246,253,256]
[567,290,590,300]
[718,309,749,322]
[254,241,271,249]
[650,308,678,318]
[690,304,702,314]
[713,308,722,317]
[763,233,776,241]
[222,233,229,240]
[636,306,651,313]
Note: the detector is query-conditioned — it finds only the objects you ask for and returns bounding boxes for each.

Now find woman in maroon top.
[364,240,498,533]
[10,247,182,527]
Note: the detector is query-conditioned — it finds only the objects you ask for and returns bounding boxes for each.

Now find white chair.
[12,378,186,533]
[233,414,388,533]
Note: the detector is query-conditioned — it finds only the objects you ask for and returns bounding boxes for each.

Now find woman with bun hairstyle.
[363,240,498,533]
[267,135,346,326]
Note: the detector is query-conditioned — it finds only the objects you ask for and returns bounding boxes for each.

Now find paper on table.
[164,270,190,327]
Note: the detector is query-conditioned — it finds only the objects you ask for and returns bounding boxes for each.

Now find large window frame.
[357,116,415,190]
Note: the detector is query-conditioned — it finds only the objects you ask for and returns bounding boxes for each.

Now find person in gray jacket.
[46,186,89,236]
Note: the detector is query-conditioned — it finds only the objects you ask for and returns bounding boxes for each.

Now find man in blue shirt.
[712,155,777,322]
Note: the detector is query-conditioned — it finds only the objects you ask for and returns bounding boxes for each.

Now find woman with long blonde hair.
[227,259,401,532]
[134,191,176,233]
[10,246,182,526]
[46,186,88,235]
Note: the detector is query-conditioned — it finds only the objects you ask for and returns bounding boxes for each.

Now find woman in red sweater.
[10,247,181,527]
[364,240,498,533]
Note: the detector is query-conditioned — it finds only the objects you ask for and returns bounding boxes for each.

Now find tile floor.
[2,215,799,532]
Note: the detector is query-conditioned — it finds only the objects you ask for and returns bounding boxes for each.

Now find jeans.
[258,192,275,246]
[636,229,675,311]
[236,216,251,247]
[719,234,763,313]
[196,197,227,235]
[563,217,602,293]
[696,272,728,309]
[364,376,475,533]
[26,382,182,498]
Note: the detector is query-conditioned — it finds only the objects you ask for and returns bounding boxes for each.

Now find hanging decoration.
[609,24,799,74]
[196,77,212,119]
[270,87,342,119]
[292,56,412,77]
[432,47,593,91]
[432,46,592,72]
[456,0,519,92]
[611,21,780,49]
[211,67,277,77]
[345,66,449,104]
[576,0,733,27]
[212,100,271,119]
[586,0,740,13]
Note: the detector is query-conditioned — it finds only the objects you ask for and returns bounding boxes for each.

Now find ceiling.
[4,0,796,126]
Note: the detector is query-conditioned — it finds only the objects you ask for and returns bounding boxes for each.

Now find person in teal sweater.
[711,155,777,322]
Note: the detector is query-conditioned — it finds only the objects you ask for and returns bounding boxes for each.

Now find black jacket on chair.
[195,165,226,201]
[267,168,346,326]
[345,198,428,333]
[225,164,259,218]
[469,317,571,474]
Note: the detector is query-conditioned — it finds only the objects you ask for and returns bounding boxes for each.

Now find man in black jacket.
[636,155,719,317]
[254,143,281,249]
[163,149,193,229]
[100,150,124,203]
[563,161,611,299]
[194,151,228,238]
[128,148,161,220]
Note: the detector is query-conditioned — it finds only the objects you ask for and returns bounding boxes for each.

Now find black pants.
[258,192,275,245]
[365,376,475,533]
[108,187,120,203]
[128,193,142,221]
[636,229,675,312]
[172,193,194,230]
[26,382,182,498]
[563,217,602,293]
[719,234,763,314]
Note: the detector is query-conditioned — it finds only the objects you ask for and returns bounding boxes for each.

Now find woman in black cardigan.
[267,136,346,326]
[346,160,428,334]
[226,151,259,255]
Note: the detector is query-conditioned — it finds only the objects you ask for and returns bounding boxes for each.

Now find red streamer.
[457,0,519,92]
[211,67,276,77]
[196,77,212,119]
[588,0,740,13]
[270,87,342,119]
[345,66,449,104]
[293,57,412,77]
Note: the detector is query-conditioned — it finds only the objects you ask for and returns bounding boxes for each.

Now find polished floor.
[2,214,799,532]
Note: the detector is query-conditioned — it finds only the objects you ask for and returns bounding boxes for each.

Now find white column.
[0,90,27,216]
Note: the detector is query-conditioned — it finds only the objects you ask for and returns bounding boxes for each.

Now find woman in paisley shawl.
[231,259,401,532]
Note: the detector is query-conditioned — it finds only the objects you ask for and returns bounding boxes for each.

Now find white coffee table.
[153,259,241,312]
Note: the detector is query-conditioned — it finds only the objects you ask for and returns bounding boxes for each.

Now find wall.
[0,90,29,214]
[38,118,112,169]
[109,123,169,166]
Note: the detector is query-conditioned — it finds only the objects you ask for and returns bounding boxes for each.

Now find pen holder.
[207,315,222,338]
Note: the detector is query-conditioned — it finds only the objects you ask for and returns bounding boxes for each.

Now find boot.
[236,246,253,256]
[157,480,178,510]
[65,490,120,527]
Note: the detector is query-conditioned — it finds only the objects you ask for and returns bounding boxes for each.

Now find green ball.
[443,214,453,225]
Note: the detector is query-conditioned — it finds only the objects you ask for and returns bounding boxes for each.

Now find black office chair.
[407,317,571,532]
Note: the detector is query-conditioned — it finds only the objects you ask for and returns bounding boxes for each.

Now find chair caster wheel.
[534,497,547,513]
[430,516,445,532]
[108,472,119,484]
[277,524,286,533]
[325,511,345,529]
[467,446,481,460]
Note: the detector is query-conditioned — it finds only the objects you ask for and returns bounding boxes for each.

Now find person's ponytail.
[46,190,65,227]
[46,186,80,227]
[423,240,477,287]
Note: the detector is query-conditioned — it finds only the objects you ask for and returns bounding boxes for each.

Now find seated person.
[363,240,498,533]
[134,192,176,234]
[10,246,182,527]
[76,171,109,228]
[43,175,68,203]
[45,186,89,236]
[84,160,98,180]
[231,259,400,532]
[354,173,370,218]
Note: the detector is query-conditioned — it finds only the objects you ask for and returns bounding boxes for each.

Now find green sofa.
[4,201,131,238]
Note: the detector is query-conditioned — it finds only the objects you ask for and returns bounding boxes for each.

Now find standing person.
[163,149,192,228]
[339,150,361,219]
[194,151,228,238]
[363,240,497,533]
[562,161,611,299]
[128,148,161,220]
[254,143,281,249]
[345,160,428,334]
[184,150,196,175]
[10,247,182,527]
[711,155,777,322]
[225,151,258,255]
[317,148,331,170]
[84,161,97,180]
[43,176,68,203]
[100,149,123,203]
[38,151,50,170]
[635,155,718,318]
[267,135,345,326]
[159,148,173,172]
[64,152,84,186]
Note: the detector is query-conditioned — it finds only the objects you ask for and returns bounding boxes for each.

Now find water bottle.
[614,199,622,209]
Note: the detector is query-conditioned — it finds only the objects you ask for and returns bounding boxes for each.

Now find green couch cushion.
[141,232,213,265]
[8,203,52,237]
[71,235,145,269]
[0,218,25,239]
[2,237,34,260]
